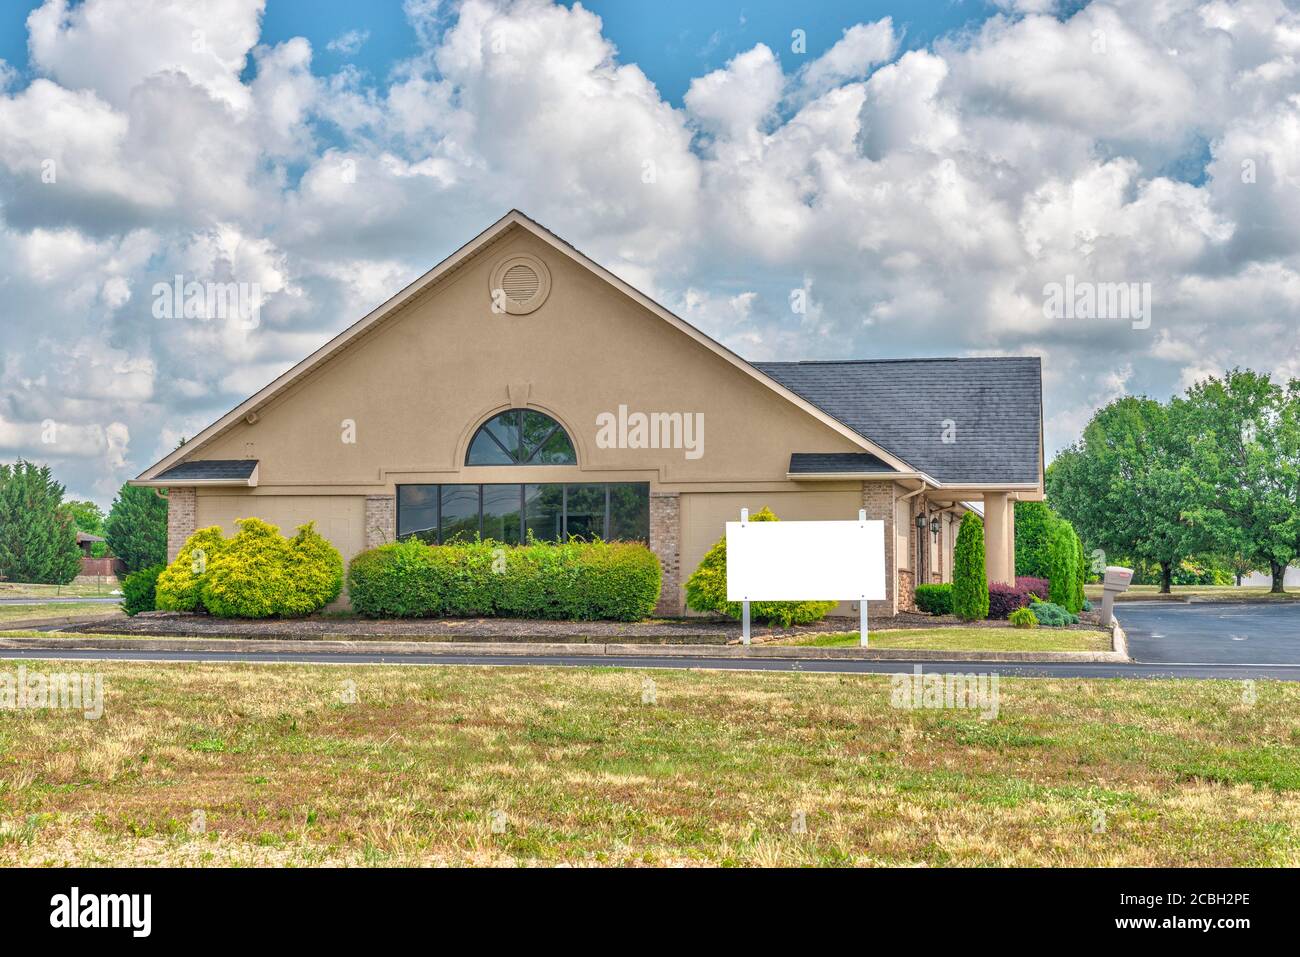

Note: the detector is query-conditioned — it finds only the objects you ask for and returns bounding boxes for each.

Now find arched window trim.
[466,408,576,466]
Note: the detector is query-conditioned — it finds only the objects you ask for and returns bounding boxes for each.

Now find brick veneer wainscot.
[860,481,898,618]
[649,492,681,616]
[166,487,197,563]
[365,495,396,549]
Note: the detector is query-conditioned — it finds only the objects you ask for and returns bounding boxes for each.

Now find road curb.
[1111,619,1130,660]
[0,634,1130,663]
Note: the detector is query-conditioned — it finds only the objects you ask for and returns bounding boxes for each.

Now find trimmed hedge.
[121,564,164,617]
[156,519,342,618]
[914,583,953,616]
[685,506,837,627]
[348,537,662,622]
[953,513,989,621]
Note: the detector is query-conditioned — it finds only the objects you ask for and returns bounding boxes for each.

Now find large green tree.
[0,461,82,584]
[1178,370,1300,594]
[104,483,169,573]
[64,500,105,535]
[1047,396,1202,594]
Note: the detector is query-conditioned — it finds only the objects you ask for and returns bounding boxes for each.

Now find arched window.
[466,409,576,466]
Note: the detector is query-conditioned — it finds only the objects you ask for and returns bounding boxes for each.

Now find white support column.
[983,492,1014,586]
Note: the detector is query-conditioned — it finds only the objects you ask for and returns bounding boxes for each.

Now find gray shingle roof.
[156,459,258,482]
[756,357,1042,486]
[788,452,896,474]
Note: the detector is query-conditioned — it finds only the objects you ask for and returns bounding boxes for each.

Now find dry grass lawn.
[0,582,120,599]
[0,660,1296,867]
[0,604,123,624]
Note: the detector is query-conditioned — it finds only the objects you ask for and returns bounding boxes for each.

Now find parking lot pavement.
[1118,601,1300,665]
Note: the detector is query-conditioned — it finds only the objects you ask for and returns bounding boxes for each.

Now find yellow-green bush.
[684,506,837,627]
[156,518,342,618]
[155,526,227,612]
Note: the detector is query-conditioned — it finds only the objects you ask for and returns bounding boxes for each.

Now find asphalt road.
[3,646,1298,680]
[1117,601,1300,665]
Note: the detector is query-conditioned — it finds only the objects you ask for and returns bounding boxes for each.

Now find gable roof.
[755,358,1043,486]
[134,210,910,483]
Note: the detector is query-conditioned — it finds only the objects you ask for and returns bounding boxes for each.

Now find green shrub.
[103,482,168,573]
[952,513,989,621]
[1008,607,1038,629]
[347,537,446,618]
[155,526,227,612]
[121,564,164,616]
[1014,500,1057,579]
[347,537,661,622]
[684,506,836,627]
[1028,596,1077,627]
[1073,534,1087,614]
[282,523,345,616]
[1045,522,1082,613]
[914,583,953,615]
[157,519,342,619]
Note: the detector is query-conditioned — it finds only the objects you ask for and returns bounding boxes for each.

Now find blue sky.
[3,0,1001,102]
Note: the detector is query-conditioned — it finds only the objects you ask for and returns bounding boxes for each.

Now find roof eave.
[130,463,260,489]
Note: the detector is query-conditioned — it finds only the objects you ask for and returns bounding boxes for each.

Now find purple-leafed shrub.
[988,582,1033,619]
[1017,576,1050,601]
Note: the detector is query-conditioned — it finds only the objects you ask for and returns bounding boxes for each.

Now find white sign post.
[726,508,886,647]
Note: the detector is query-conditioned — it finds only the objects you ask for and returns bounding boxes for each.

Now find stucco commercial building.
[133,211,1044,617]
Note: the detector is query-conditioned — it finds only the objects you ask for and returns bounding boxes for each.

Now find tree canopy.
[0,461,82,585]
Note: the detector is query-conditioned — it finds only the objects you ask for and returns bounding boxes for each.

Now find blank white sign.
[726,519,886,602]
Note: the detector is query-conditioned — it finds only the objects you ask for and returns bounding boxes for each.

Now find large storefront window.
[397,483,650,544]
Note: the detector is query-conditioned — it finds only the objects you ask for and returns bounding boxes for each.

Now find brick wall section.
[166,487,197,563]
[365,495,396,549]
[860,482,897,618]
[649,492,681,616]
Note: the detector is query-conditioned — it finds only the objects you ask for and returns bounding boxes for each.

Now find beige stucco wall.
[680,486,867,616]
[195,225,864,494]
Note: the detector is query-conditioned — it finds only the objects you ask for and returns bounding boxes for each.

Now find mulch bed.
[62,608,1106,644]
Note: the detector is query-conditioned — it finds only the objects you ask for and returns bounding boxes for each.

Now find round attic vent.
[489,254,551,315]
[502,263,540,302]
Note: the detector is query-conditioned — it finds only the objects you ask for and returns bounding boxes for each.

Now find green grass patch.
[781,627,1111,652]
